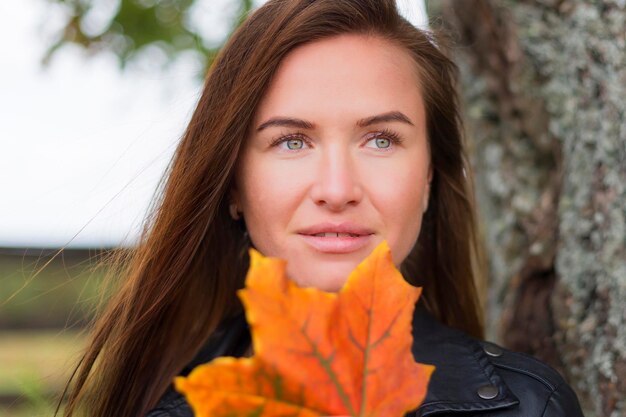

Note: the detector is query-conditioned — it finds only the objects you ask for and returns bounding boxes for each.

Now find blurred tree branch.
[41,0,254,73]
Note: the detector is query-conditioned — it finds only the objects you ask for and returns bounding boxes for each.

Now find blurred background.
[1,1,624,416]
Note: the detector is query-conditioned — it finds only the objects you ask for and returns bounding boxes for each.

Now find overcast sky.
[0,0,427,248]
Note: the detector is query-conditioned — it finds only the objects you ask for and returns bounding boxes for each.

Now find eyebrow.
[356,111,414,128]
[256,117,314,132]
[255,110,414,132]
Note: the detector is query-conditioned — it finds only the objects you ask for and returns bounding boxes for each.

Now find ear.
[229,185,241,207]
[228,186,242,220]
[422,166,433,214]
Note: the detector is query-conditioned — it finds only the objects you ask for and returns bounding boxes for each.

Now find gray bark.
[430,1,626,416]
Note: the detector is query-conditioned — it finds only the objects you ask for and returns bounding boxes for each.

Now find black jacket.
[146,303,584,417]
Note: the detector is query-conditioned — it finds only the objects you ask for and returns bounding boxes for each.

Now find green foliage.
[42,0,254,73]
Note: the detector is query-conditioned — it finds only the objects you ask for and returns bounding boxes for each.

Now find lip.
[297,222,375,236]
[297,222,375,254]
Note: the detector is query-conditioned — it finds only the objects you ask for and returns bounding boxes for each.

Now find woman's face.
[233,34,432,292]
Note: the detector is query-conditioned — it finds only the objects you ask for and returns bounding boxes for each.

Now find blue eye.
[270,133,310,151]
[366,137,391,149]
[284,138,304,150]
[364,129,402,150]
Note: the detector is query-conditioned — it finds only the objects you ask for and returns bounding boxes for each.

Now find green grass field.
[0,330,85,395]
[0,248,113,417]
[0,330,86,417]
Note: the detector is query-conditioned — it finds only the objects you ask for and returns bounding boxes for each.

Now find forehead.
[254,33,425,127]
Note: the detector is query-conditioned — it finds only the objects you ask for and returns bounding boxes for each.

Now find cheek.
[362,156,427,262]
[238,157,310,252]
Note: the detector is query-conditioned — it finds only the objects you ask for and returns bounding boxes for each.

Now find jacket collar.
[187,303,519,416]
[411,302,519,415]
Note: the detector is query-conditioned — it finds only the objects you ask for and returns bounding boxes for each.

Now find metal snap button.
[483,343,503,357]
[477,384,499,400]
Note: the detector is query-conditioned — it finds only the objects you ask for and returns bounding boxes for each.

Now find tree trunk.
[430,1,626,416]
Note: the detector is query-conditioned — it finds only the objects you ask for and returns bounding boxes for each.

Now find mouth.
[309,232,364,238]
[296,222,375,254]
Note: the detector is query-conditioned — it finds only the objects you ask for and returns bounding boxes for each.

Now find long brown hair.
[61,1,485,416]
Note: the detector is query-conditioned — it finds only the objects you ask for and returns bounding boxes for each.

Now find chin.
[290,273,348,292]
[286,259,356,292]
[318,280,346,293]
[301,281,345,293]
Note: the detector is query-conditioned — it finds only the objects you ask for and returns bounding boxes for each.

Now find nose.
[309,145,363,211]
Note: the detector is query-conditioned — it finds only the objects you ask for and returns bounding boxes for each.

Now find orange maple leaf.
[175,240,435,417]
